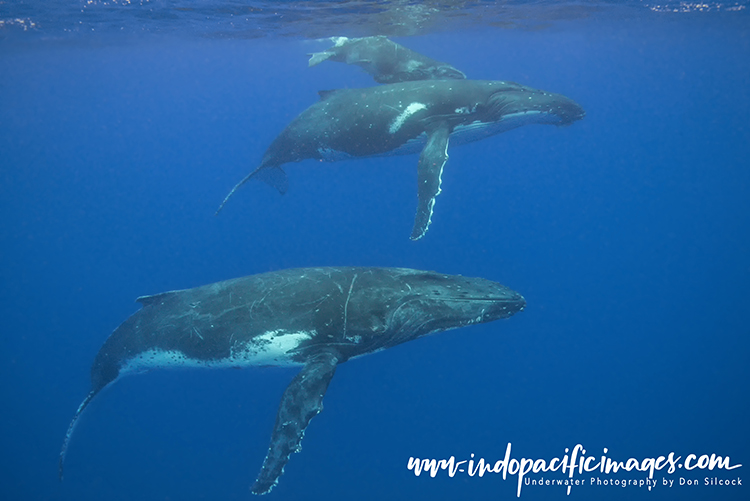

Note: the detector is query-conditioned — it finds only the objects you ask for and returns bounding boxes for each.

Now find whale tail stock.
[215,164,289,215]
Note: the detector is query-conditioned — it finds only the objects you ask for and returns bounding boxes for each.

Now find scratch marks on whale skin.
[190,326,204,341]
[247,291,273,320]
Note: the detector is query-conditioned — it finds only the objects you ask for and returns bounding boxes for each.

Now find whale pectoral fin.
[411,122,451,241]
[252,350,339,495]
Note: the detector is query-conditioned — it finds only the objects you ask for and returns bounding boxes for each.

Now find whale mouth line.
[444,296,524,303]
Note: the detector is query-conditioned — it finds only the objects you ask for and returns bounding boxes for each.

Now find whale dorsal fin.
[317,89,340,101]
[136,292,174,306]
[252,349,339,494]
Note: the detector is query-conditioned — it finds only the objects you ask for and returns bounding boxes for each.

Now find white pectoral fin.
[410,122,451,241]
[251,350,339,495]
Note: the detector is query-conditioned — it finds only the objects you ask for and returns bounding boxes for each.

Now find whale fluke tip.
[59,390,98,483]
[215,171,256,215]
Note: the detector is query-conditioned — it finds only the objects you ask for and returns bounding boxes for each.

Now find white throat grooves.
[389,102,427,134]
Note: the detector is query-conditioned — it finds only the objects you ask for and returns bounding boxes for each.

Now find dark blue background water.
[1,8,748,501]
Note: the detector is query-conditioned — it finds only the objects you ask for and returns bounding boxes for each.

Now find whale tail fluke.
[308,50,334,67]
[308,36,350,67]
[215,166,288,215]
[59,389,99,481]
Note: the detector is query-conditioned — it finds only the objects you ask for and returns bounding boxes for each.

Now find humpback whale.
[59,267,525,494]
[217,79,585,239]
[308,36,466,83]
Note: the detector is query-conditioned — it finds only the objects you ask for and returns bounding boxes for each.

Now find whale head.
[486,81,585,126]
[344,269,526,351]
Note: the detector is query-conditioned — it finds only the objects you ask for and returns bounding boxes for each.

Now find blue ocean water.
[1,1,748,500]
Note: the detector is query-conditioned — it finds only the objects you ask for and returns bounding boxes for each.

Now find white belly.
[119,329,312,374]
